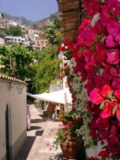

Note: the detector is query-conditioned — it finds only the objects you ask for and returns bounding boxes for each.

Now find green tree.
[45,19,61,45]
[4,25,22,36]
[0,45,37,80]
[32,17,61,93]
[33,44,61,93]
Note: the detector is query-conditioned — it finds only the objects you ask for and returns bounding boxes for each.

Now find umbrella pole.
[64,92,69,112]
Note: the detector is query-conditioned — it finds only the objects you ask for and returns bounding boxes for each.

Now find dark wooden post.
[57,0,82,42]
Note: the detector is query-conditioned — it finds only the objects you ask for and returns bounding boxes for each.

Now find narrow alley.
[16,104,63,160]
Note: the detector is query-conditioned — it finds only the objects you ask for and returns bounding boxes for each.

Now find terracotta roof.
[0,74,27,85]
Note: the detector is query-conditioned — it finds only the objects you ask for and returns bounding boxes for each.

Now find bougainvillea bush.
[59,0,120,159]
[58,41,94,149]
[73,0,120,158]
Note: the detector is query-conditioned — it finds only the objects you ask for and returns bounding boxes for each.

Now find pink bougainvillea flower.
[109,135,119,144]
[97,118,110,129]
[95,44,107,60]
[109,67,118,77]
[76,25,96,48]
[85,30,96,47]
[98,150,109,157]
[90,84,111,105]
[114,89,120,100]
[90,88,104,105]
[87,101,93,112]
[72,94,76,103]
[101,84,111,97]
[100,11,113,26]
[85,80,95,95]
[64,39,73,49]
[94,75,105,88]
[83,49,95,64]
[101,3,109,13]
[83,0,100,16]
[115,33,120,45]
[79,19,91,30]
[100,101,118,118]
[108,0,120,16]
[102,128,109,138]
[85,64,94,72]
[105,35,117,47]
[106,21,120,36]
[58,46,65,51]
[116,105,120,122]
[107,50,119,64]
[112,77,120,89]
[100,101,111,118]
[73,50,82,58]
[102,70,112,81]
[110,125,117,135]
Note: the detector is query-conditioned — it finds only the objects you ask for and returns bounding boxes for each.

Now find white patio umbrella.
[27,88,72,105]
[27,92,48,100]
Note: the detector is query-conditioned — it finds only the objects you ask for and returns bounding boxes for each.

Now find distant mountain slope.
[1,12,58,28]
[34,13,58,30]
[1,12,34,25]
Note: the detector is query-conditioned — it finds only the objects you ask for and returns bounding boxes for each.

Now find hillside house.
[33,38,48,51]
[0,37,5,45]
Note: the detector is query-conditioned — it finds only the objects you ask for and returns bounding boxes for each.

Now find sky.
[0,0,58,21]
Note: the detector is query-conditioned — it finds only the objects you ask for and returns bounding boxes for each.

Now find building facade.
[33,39,48,51]
[0,74,27,160]
[0,37,5,45]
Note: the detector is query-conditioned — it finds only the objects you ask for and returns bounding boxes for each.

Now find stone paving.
[16,104,63,160]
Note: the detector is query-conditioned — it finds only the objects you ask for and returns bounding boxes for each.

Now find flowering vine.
[70,0,120,158]
[58,41,93,148]
[58,0,120,158]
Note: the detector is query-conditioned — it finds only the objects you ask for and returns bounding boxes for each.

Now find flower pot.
[61,138,84,159]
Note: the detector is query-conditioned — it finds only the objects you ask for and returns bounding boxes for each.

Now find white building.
[33,38,48,51]
[28,29,40,35]
[0,37,5,45]
[0,74,27,160]
[7,20,18,27]
[0,20,7,29]
[5,36,31,47]
[5,36,25,44]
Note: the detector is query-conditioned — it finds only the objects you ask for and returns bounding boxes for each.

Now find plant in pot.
[58,109,81,125]
[54,112,84,159]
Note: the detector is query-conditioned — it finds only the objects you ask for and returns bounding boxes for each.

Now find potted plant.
[57,40,95,159]
[54,111,85,159]
[58,109,81,125]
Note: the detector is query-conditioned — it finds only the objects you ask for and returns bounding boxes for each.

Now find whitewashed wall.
[0,80,26,160]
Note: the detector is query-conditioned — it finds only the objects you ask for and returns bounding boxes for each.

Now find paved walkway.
[16,104,63,160]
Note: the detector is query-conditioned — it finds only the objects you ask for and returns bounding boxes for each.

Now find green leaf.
[93,139,98,146]
[100,101,105,109]
[117,16,120,21]
[101,37,105,43]
[108,91,113,99]
[112,105,118,115]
